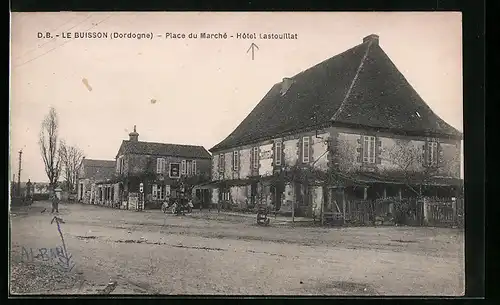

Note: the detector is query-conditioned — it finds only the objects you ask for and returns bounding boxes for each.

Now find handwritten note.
[20,216,76,272]
[21,246,75,272]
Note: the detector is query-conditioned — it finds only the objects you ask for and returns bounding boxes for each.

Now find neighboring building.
[113,126,212,209]
[209,34,462,217]
[77,158,116,204]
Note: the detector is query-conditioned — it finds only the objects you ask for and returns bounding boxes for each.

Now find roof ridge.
[331,40,373,121]
[84,159,115,162]
[290,42,367,80]
[129,140,205,148]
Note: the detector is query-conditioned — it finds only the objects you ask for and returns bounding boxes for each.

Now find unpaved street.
[10,202,464,296]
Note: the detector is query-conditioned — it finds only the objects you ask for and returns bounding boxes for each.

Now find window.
[233,151,239,171]
[169,163,180,178]
[363,136,376,164]
[152,184,165,200]
[275,140,282,166]
[186,160,192,176]
[252,147,259,169]
[302,137,310,163]
[117,156,125,174]
[181,160,186,175]
[427,139,439,166]
[152,184,157,200]
[158,185,165,200]
[219,154,225,172]
[182,160,197,176]
[156,158,166,174]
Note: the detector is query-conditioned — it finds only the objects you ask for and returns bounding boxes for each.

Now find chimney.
[363,34,379,45]
[280,77,294,96]
[129,125,139,142]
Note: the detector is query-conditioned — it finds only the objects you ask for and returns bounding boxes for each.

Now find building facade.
[113,126,212,209]
[209,34,462,218]
[77,158,116,204]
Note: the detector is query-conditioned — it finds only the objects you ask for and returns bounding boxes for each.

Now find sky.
[10,12,463,182]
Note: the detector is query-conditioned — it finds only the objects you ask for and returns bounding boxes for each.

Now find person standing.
[51,190,60,213]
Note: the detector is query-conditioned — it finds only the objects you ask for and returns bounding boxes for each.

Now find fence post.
[452,198,457,224]
[342,188,346,225]
[423,197,428,225]
[320,188,324,226]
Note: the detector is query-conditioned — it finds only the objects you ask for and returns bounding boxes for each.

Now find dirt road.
[9,202,464,296]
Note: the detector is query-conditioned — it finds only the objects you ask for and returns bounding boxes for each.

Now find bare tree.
[39,107,62,190]
[334,138,358,173]
[383,139,438,197]
[59,140,85,192]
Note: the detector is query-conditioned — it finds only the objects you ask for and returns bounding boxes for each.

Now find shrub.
[393,199,411,225]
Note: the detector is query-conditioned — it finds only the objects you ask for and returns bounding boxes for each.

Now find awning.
[352,172,463,187]
[192,181,218,190]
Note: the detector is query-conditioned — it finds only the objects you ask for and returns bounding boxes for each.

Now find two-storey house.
[209,34,462,218]
[77,158,116,204]
[114,126,212,209]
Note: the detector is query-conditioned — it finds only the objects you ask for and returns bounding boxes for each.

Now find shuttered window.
[156,158,165,174]
[181,160,187,175]
[275,140,282,166]
[233,151,239,171]
[219,154,225,172]
[152,184,165,200]
[302,137,310,163]
[363,136,376,164]
[192,160,197,175]
[252,147,259,169]
[426,139,439,167]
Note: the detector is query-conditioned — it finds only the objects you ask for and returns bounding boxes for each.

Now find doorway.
[250,183,257,207]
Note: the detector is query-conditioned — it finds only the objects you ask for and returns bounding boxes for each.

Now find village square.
[10,12,465,296]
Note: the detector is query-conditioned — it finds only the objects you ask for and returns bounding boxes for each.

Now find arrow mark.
[247,42,259,60]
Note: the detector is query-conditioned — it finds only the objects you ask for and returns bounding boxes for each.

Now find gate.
[426,199,455,226]
[345,200,372,225]
[322,188,345,226]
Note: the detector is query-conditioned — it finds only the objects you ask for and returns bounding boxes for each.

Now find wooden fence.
[425,197,463,228]
[323,197,463,228]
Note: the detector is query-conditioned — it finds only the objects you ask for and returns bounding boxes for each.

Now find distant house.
[112,126,212,209]
[77,158,116,204]
[209,34,462,218]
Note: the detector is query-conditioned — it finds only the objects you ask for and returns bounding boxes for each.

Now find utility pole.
[12,174,15,196]
[18,150,22,197]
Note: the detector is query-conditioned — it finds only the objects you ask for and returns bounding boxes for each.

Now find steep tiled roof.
[81,159,115,180]
[210,35,462,152]
[117,141,211,159]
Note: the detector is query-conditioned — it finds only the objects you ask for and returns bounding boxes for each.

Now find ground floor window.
[152,184,166,200]
[219,188,230,201]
